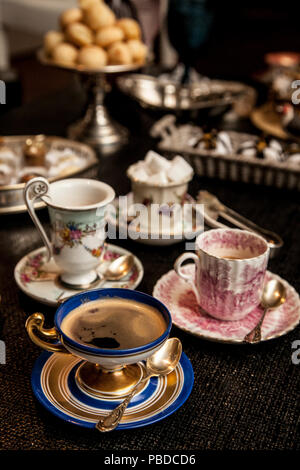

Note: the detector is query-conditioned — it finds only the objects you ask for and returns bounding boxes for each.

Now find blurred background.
[1,0,300,104]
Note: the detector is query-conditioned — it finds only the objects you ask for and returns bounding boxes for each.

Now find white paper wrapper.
[263,147,282,162]
[269,139,283,153]
[287,153,300,165]
[240,148,257,158]
[217,131,233,154]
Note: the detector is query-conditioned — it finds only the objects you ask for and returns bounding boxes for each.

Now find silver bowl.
[117,73,256,113]
[0,135,97,215]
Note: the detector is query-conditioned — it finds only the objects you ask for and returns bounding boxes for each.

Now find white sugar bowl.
[126,152,194,232]
[127,151,193,205]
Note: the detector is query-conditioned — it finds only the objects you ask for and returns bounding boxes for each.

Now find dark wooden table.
[0,79,299,452]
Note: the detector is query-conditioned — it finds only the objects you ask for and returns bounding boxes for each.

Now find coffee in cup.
[26,288,172,396]
[61,297,167,350]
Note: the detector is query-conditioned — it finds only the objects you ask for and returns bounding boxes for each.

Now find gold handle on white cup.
[23,177,52,262]
[26,313,69,354]
[174,252,201,304]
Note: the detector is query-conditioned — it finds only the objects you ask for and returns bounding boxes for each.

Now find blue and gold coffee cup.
[26,288,172,397]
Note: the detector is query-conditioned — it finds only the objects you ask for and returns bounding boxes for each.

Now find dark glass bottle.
[167,0,214,71]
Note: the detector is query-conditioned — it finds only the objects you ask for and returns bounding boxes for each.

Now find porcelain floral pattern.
[19,249,138,287]
[153,266,300,343]
[52,220,102,255]
[20,253,52,284]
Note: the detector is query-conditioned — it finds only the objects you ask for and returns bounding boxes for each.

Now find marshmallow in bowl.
[128,151,193,185]
[147,172,169,185]
[168,155,194,182]
[128,163,149,182]
[145,150,171,173]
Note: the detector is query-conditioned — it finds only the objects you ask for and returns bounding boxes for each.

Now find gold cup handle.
[26,313,69,354]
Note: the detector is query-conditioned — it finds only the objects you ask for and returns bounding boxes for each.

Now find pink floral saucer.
[153,264,300,344]
[15,243,143,307]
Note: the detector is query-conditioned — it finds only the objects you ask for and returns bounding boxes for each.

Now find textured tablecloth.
[0,80,299,451]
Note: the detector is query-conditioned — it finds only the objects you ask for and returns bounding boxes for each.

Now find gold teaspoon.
[244,279,286,343]
[96,338,182,432]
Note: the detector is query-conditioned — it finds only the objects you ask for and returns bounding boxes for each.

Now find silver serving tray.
[117,74,256,111]
[0,136,98,214]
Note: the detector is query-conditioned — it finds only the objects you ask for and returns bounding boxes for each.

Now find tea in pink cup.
[174,228,270,321]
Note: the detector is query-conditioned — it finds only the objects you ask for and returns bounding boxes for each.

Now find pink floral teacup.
[24,177,115,289]
[174,228,270,321]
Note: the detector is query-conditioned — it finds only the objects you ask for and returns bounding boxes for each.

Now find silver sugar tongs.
[197,191,283,257]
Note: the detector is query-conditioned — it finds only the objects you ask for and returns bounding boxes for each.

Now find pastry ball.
[60,8,83,28]
[79,0,101,10]
[95,26,124,48]
[83,3,115,31]
[66,22,93,47]
[127,39,147,64]
[44,30,64,55]
[116,18,141,40]
[77,45,107,68]
[52,42,78,65]
[107,42,132,65]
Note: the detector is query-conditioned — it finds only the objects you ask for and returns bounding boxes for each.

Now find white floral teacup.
[24,177,115,288]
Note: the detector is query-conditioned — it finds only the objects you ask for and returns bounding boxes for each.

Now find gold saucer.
[251,102,289,140]
[31,351,193,429]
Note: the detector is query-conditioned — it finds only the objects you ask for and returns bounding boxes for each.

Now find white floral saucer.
[153,264,300,344]
[107,193,203,246]
[14,243,144,307]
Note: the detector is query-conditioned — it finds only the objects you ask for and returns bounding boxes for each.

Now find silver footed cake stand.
[38,49,144,152]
